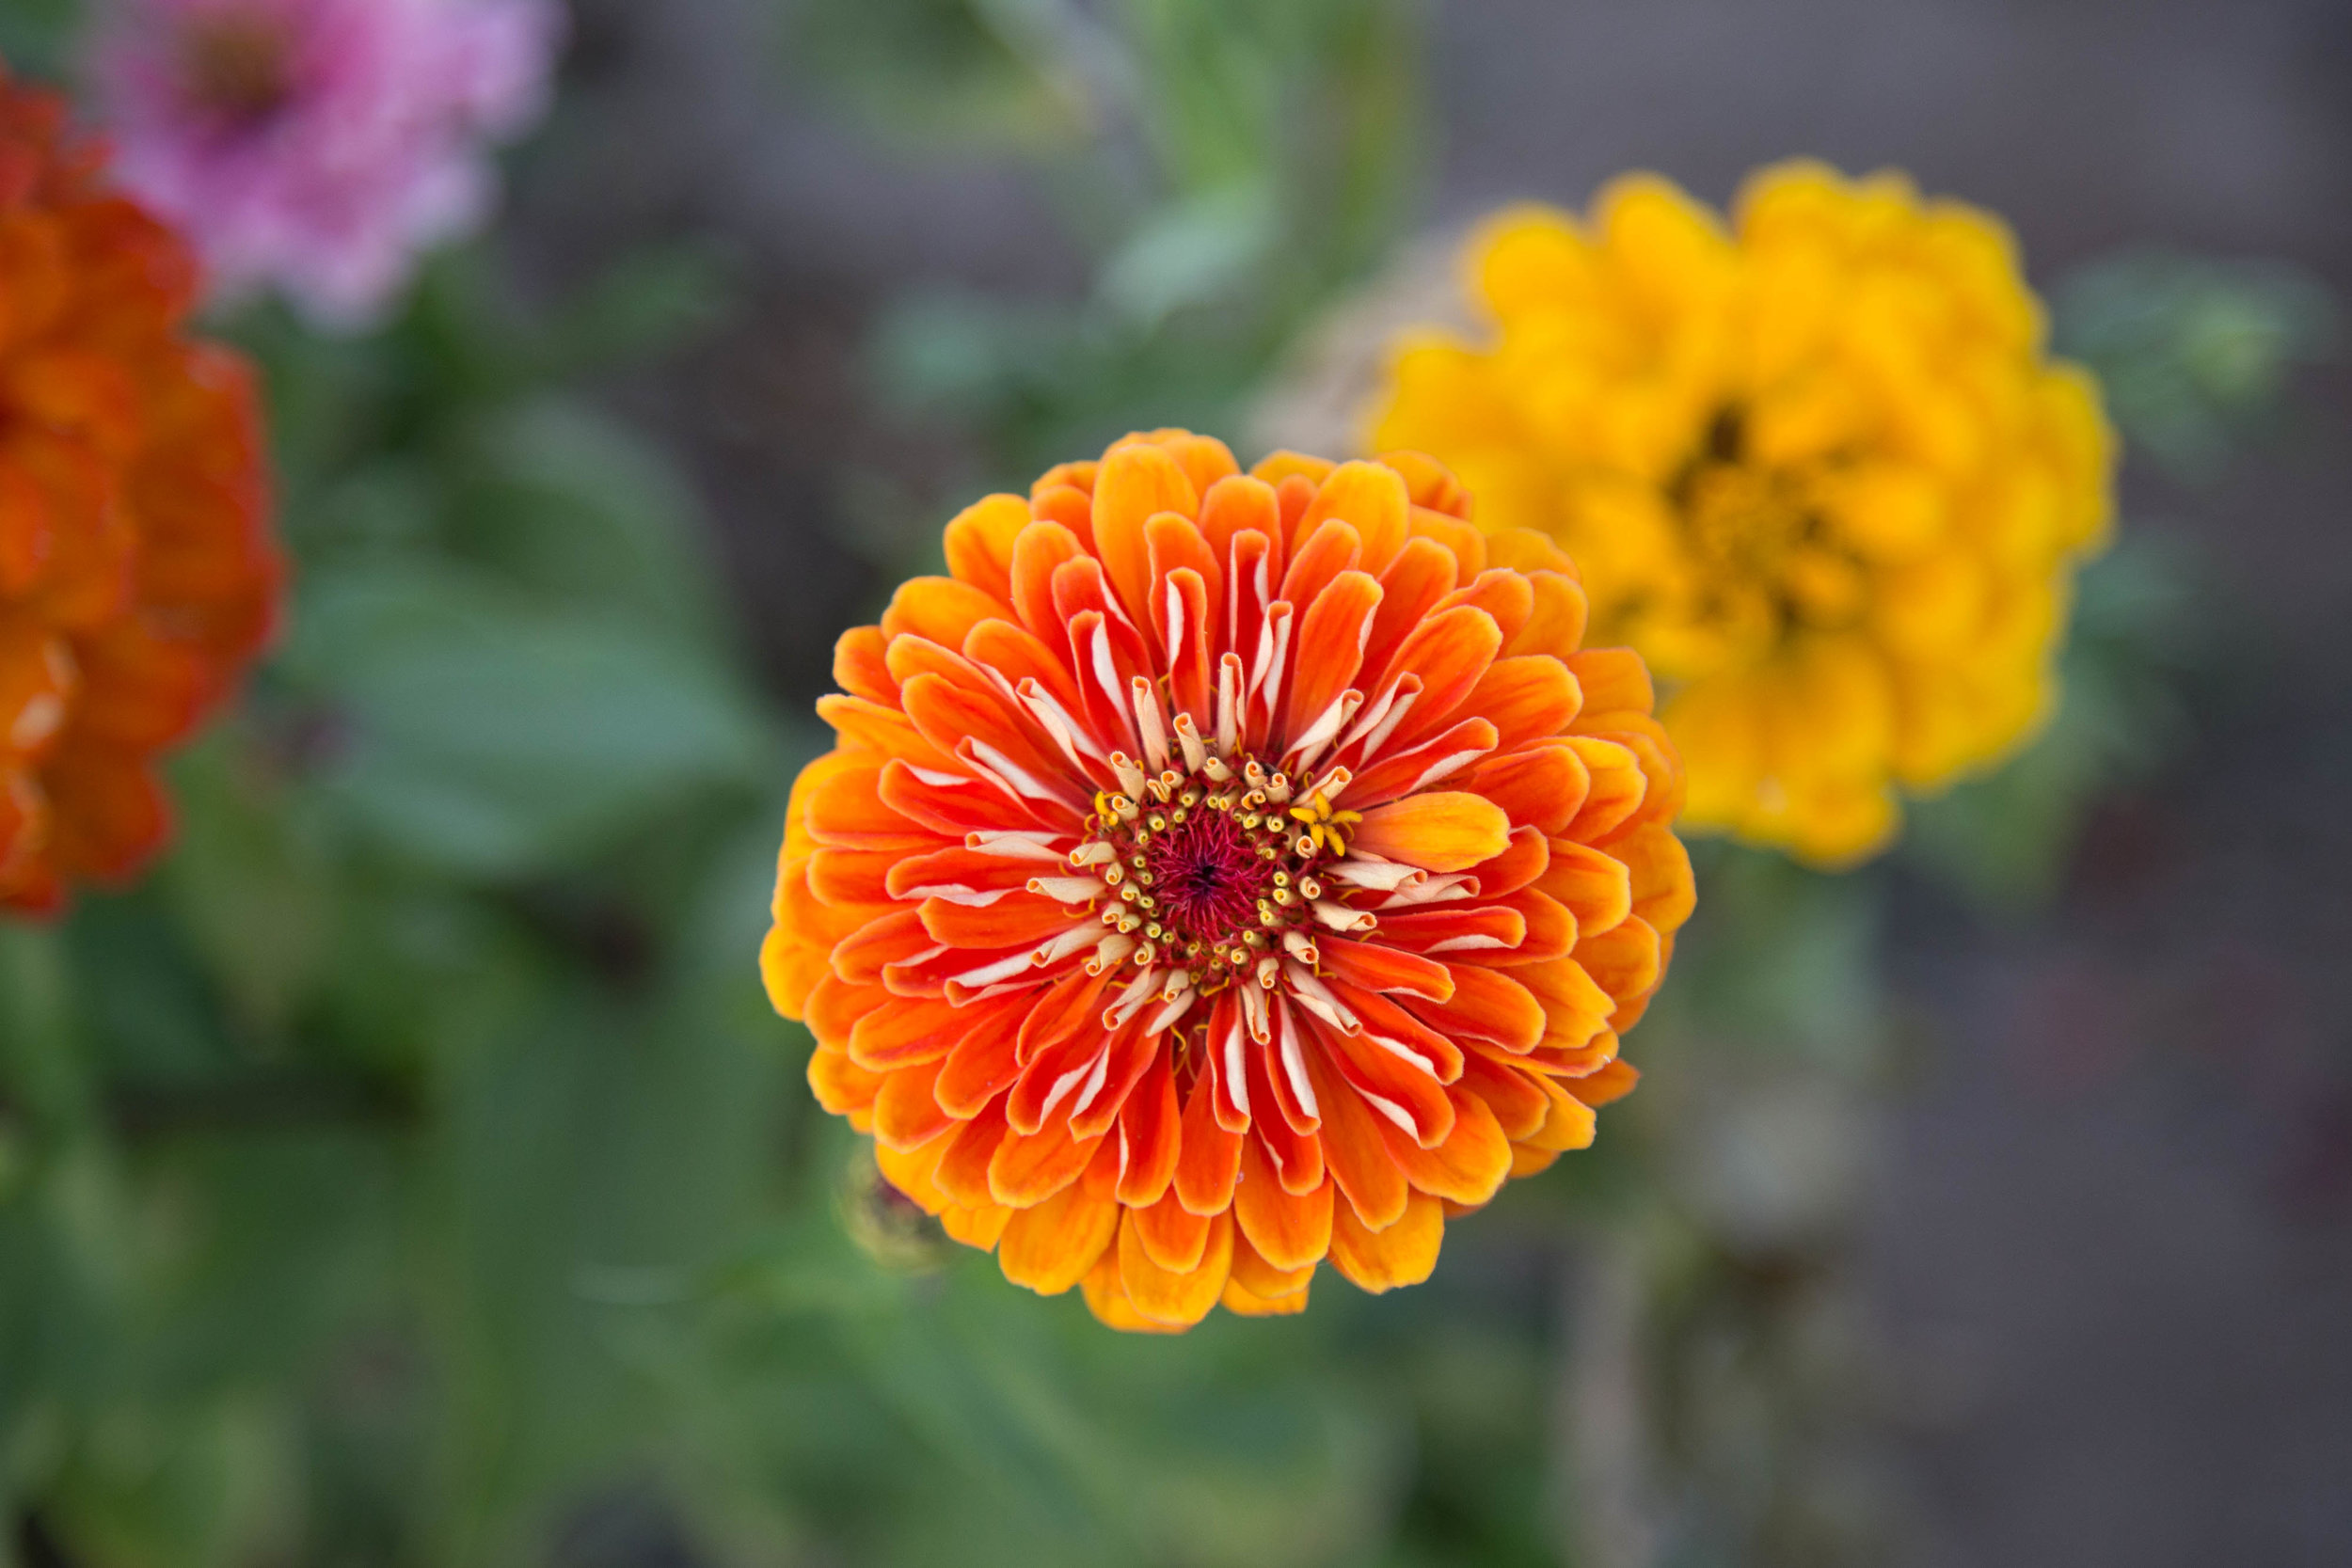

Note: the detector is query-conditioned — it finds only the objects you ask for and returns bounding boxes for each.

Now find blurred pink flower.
[98,0,563,327]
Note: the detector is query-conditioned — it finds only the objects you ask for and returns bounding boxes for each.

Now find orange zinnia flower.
[0,67,281,915]
[764,432,1693,1331]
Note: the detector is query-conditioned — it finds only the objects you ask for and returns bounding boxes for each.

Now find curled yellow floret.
[1373,162,2113,863]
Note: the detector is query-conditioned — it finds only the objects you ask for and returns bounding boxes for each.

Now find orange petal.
[1411,963,1545,1052]
[1173,1059,1244,1214]
[1335,985,1466,1084]
[1406,506,1486,578]
[874,1130,955,1212]
[885,844,1037,903]
[816,693,953,768]
[833,907,931,982]
[1081,1245,1188,1334]
[880,576,1004,650]
[1116,1206,1233,1327]
[1375,606,1503,745]
[935,1101,1010,1207]
[761,924,820,1020]
[1565,1056,1640,1107]
[1221,1275,1311,1317]
[1009,519,1087,638]
[1580,714,1685,839]
[1144,509,1224,638]
[1461,740,1589,834]
[1128,428,1239,498]
[1327,1022,1455,1149]
[1199,474,1282,574]
[1614,822,1697,935]
[1540,839,1633,939]
[873,1056,957,1152]
[875,758,1035,840]
[1560,736,1648,843]
[803,761,931,850]
[1367,904,1525,958]
[935,1007,1022,1117]
[1362,536,1462,677]
[1352,792,1511,872]
[942,493,1031,604]
[1303,1045,1408,1231]
[1434,568,1534,648]
[962,618,1087,720]
[1328,1188,1443,1293]
[1469,823,1550,898]
[1523,1075,1598,1151]
[1577,916,1662,1010]
[1282,568,1382,738]
[1017,966,1114,1065]
[1160,563,1216,724]
[1505,572,1591,659]
[1229,1226,1316,1301]
[898,673,1075,807]
[1115,1051,1182,1207]
[808,1044,883,1119]
[1233,1137,1335,1271]
[1298,459,1410,577]
[942,1203,1011,1250]
[1030,483,1096,547]
[1317,937,1454,1000]
[1566,647,1655,716]
[998,1179,1120,1295]
[1466,655,1582,752]
[1458,1047,1549,1140]
[834,626,898,705]
[1377,1086,1511,1207]
[803,972,883,1049]
[1508,1144,1562,1179]
[1343,716,1501,809]
[918,892,1079,950]
[1279,516,1362,611]
[807,846,903,908]
[1031,460,1099,500]
[1007,1022,1107,1136]
[1131,1185,1213,1273]
[1520,958,1615,1052]
[988,1119,1106,1208]
[1249,450,1338,492]
[1092,442,1200,628]
[1489,887,1574,965]
[848,997,972,1072]
[1375,449,1474,520]
[1066,1022,1160,1141]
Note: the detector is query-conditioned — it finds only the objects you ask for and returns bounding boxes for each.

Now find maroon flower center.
[1079,747,1344,988]
[1144,808,1272,945]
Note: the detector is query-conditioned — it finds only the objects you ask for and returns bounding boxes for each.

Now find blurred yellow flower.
[1373,163,2113,863]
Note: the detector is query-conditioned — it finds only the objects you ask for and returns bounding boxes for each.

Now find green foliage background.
[0,1,2331,1564]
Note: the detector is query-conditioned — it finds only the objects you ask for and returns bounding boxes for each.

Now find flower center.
[1073,741,1361,994]
[181,12,296,128]
[1672,407,1867,644]
[1143,808,1272,946]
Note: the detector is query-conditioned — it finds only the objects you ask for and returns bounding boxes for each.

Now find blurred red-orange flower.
[0,67,281,915]
[765,432,1693,1330]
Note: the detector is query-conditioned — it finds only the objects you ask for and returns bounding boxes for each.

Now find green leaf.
[1098,182,1281,330]
[442,402,735,649]
[2054,249,2337,483]
[285,564,774,879]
